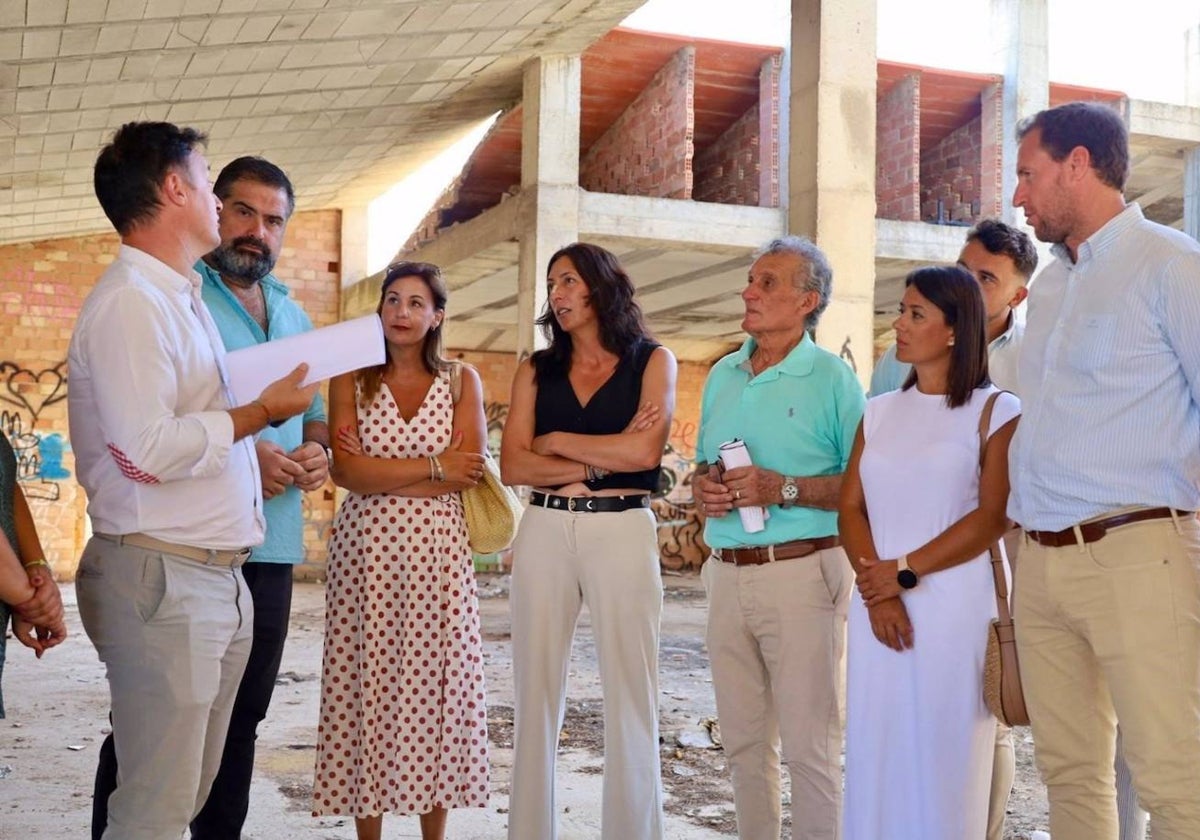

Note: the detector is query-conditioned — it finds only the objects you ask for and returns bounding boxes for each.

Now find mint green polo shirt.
[198,261,326,564]
[697,334,865,548]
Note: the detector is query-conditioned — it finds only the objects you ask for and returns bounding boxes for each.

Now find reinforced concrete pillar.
[789,0,878,386]
[517,54,581,358]
[1185,147,1200,242]
[990,0,1049,225]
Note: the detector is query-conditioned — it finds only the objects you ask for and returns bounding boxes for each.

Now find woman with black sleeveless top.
[500,242,677,840]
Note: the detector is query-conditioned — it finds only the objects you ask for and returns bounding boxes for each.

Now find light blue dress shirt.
[1007,204,1200,530]
[697,334,865,548]
[199,261,326,564]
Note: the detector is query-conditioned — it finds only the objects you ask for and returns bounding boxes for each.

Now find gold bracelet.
[431,455,445,482]
[23,558,50,572]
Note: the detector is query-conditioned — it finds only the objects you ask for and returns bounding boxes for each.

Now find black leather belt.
[530,491,650,513]
[1024,507,1191,548]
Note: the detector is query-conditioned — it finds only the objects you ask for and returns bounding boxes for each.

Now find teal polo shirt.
[697,334,865,548]
[198,261,326,565]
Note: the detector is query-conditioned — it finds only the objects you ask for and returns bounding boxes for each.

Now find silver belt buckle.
[567,496,596,513]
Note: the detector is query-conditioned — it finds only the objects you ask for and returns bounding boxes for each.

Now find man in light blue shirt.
[91,157,330,840]
[1010,102,1200,840]
[694,236,864,840]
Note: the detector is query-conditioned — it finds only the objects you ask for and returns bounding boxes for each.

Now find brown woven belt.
[1023,507,1191,548]
[97,533,252,568]
[716,536,840,566]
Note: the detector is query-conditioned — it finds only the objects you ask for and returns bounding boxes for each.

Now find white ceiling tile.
[219,0,258,12]
[143,0,188,17]
[269,12,314,40]
[57,27,98,57]
[85,56,123,83]
[229,73,270,97]
[202,16,245,45]
[254,0,293,11]
[0,31,20,60]
[109,81,151,106]
[13,136,42,155]
[46,87,82,111]
[22,30,62,60]
[280,43,320,69]
[15,89,49,113]
[235,15,281,43]
[334,9,393,38]
[42,134,71,153]
[396,4,440,33]
[26,0,67,26]
[95,23,138,54]
[300,10,345,40]
[120,54,158,80]
[0,2,21,26]
[105,0,149,23]
[247,44,291,72]
[132,21,175,50]
[216,50,255,74]
[184,51,225,76]
[48,110,82,131]
[258,70,301,95]
[202,76,237,98]
[18,62,55,87]
[168,19,210,48]
[153,52,191,76]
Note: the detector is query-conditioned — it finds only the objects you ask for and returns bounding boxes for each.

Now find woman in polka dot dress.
[313,261,490,840]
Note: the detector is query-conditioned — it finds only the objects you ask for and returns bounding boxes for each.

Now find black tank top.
[533,338,662,493]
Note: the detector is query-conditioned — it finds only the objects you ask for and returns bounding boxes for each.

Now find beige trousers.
[507,504,664,840]
[702,547,851,840]
[76,536,252,840]
[1015,515,1200,840]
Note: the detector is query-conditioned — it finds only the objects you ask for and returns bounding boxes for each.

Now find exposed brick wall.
[580,46,695,199]
[920,116,983,224]
[693,56,782,208]
[276,210,342,580]
[876,74,921,221]
[0,209,342,582]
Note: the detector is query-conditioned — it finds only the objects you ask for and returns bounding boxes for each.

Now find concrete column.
[517,54,581,357]
[990,0,1049,224]
[340,204,369,288]
[1185,146,1200,242]
[789,0,878,386]
[1186,25,1200,107]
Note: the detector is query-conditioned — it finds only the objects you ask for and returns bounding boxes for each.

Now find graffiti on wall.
[0,361,71,501]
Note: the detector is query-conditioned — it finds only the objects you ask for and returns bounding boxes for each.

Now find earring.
[948,337,955,346]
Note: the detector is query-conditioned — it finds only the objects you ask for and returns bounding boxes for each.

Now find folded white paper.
[225,314,385,406]
[718,439,767,534]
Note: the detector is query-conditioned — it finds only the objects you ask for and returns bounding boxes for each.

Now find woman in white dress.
[839,265,1020,840]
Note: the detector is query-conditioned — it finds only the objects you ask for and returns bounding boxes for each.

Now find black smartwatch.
[896,554,919,590]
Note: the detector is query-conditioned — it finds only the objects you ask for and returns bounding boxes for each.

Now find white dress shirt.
[1008,204,1200,531]
[68,245,264,549]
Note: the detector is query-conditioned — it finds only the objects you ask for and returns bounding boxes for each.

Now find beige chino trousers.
[1015,515,1200,840]
[702,547,852,840]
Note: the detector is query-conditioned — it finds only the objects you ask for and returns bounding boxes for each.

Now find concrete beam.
[579,192,785,253]
[1129,100,1200,144]
[1131,181,1179,211]
[404,196,523,273]
[875,219,966,263]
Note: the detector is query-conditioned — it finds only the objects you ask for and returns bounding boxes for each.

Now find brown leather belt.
[716,536,840,566]
[1023,507,1191,548]
[97,533,252,568]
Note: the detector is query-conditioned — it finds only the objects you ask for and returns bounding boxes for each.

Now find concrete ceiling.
[0,0,646,245]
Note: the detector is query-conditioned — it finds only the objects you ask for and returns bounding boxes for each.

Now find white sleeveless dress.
[844,385,1019,840]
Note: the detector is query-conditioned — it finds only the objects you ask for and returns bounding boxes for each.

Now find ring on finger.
[734,490,741,500]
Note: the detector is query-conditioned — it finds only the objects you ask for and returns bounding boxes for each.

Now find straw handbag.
[449,362,523,554]
[978,391,1030,727]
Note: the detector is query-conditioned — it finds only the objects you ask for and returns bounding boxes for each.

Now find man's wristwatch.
[896,554,919,589]
[780,476,799,508]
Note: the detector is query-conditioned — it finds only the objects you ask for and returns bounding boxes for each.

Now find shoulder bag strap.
[978,390,1014,625]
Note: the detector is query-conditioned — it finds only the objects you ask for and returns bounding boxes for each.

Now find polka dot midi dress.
[313,374,489,817]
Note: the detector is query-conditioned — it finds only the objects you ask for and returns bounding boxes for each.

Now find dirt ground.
[0,573,1051,839]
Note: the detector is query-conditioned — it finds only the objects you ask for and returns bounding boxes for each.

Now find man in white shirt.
[1010,101,1200,840]
[70,121,318,840]
[868,219,1035,397]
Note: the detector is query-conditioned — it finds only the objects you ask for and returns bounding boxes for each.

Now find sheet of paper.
[225,314,385,406]
[717,438,768,534]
